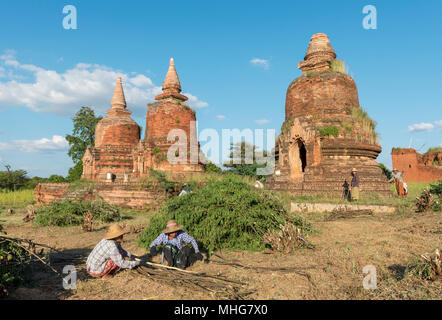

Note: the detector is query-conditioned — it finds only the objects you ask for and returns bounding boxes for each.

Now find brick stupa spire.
[155,58,188,101]
[298,33,336,74]
[111,77,127,109]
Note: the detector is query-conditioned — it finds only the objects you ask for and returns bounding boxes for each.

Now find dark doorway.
[299,141,307,172]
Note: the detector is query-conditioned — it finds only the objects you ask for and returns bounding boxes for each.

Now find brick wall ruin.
[391,148,442,183]
[34,182,167,209]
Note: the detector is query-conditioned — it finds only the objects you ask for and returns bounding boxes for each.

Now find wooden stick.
[1,237,69,286]
[140,261,200,274]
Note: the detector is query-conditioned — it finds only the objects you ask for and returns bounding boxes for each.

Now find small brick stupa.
[266,33,391,196]
[82,59,204,182]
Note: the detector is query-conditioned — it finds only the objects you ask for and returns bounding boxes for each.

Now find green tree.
[23,176,47,189]
[223,142,269,182]
[46,175,67,183]
[0,165,29,191]
[67,162,83,182]
[379,163,392,181]
[204,161,222,174]
[65,106,102,181]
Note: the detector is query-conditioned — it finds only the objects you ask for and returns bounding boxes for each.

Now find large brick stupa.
[266,33,391,196]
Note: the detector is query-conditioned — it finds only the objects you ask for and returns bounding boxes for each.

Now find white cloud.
[255,119,270,125]
[216,115,226,120]
[250,58,269,69]
[184,93,208,109]
[0,135,68,153]
[408,122,435,132]
[435,120,442,127]
[0,50,208,117]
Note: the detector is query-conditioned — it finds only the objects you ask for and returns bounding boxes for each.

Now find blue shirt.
[150,230,199,253]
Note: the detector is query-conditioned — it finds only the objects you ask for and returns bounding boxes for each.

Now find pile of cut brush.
[411,249,441,281]
[415,181,441,212]
[132,260,252,300]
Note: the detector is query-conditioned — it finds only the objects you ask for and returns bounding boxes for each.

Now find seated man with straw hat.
[148,220,203,269]
[86,224,140,280]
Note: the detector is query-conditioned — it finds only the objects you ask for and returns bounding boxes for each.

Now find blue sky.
[0,0,441,177]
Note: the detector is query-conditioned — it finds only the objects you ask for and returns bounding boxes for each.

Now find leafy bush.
[379,163,392,180]
[204,162,222,174]
[138,175,313,254]
[0,237,33,298]
[34,200,120,227]
[429,180,441,211]
[318,126,339,137]
[429,180,442,196]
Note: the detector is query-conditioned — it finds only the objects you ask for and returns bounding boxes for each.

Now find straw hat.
[162,220,183,234]
[104,224,127,240]
[351,168,358,172]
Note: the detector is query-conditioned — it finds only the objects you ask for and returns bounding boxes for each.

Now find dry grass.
[2,198,440,300]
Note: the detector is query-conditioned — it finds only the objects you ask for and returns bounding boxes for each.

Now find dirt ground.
[1,208,441,300]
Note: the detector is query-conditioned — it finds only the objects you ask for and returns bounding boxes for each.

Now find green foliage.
[407,257,434,280]
[0,167,29,191]
[65,106,102,164]
[138,175,313,254]
[379,163,392,180]
[0,237,33,298]
[23,176,46,190]
[429,180,442,211]
[223,142,269,182]
[153,147,161,154]
[318,126,339,137]
[46,175,67,183]
[204,162,222,174]
[349,106,377,131]
[429,180,442,196]
[67,161,83,182]
[34,200,120,227]
[140,168,182,195]
[174,118,180,124]
[426,147,442,154]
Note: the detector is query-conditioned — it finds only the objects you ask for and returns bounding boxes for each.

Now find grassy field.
[0,189,35,208]
[284,182,431,212]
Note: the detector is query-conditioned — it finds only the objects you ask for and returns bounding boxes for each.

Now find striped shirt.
[86,239,137,274]
[150,231,199,252]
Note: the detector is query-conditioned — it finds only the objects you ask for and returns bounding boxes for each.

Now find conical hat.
[104,224,127,240]
[162,220,183,234]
